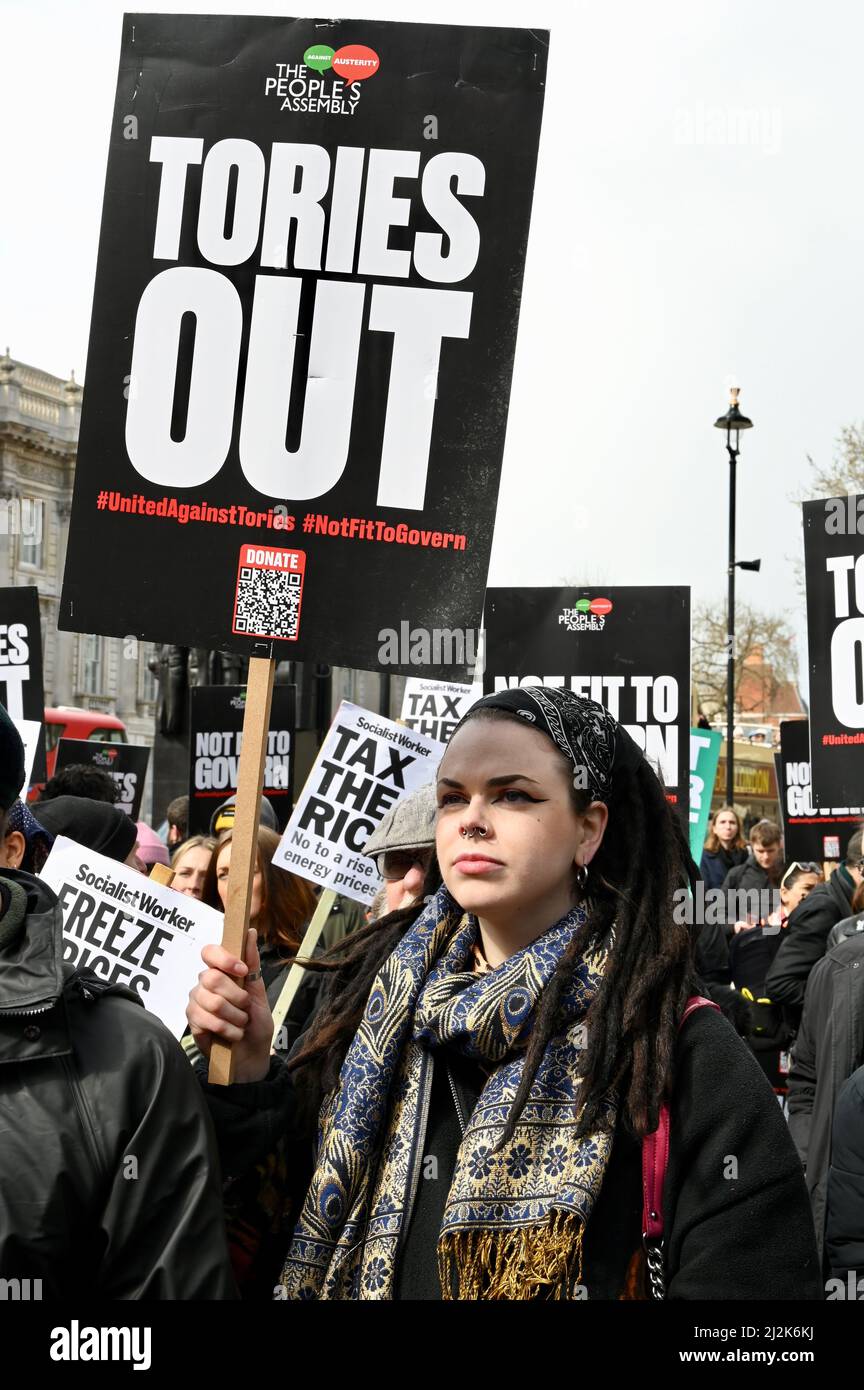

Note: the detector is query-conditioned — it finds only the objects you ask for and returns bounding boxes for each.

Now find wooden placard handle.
[208,654,276,1085]
[148,862,174,887]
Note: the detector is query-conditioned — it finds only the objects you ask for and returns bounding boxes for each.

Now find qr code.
[233,566,304,640]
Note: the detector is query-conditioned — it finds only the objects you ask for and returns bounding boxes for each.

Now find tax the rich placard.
[483,587,691,826]
[57,15,548,678]
[778,719,862,862]
[54,739,150,822]
[39,836,223,1037]
[273,700,443,905]
[400,677,482,744]
[188,683,296,834]
[804,496,864,807]
[0,586,46,783]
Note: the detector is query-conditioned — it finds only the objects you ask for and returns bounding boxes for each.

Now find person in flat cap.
[0,701,236,1297]
[189,685,822,1303]
[362,782,438,920]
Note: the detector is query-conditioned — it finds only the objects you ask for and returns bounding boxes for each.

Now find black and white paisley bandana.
[452,686,645,804]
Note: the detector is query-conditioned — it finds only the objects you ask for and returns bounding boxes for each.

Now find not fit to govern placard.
[483,587,691,827]
[188,683,296,833]
[39,836,223,1037]
[273,701,444,905]
[58,15,548,676]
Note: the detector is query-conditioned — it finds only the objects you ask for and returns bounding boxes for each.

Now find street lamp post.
[713,388,755,809]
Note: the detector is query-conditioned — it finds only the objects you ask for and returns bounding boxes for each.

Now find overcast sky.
[3,0,862,685]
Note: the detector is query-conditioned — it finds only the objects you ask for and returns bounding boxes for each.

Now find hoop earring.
[575,863,588,891]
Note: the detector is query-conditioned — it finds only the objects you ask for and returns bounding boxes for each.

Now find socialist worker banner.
[58,15,548,678]
[483,587,691,827]
[803,496,864,807]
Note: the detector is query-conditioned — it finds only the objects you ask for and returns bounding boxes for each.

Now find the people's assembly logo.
[265,42,380,116]
[558,596,613,633]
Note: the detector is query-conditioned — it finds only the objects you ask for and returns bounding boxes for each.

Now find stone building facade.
[0,350,159,815]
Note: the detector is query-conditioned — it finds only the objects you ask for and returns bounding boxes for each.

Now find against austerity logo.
[558,596,613,633]
[265,42,380,116]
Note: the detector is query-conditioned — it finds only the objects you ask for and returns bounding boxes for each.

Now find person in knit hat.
[34,794,140,866]
[0,798,53,874]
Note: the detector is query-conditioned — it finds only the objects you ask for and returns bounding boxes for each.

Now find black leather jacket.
[0,869,237,1299]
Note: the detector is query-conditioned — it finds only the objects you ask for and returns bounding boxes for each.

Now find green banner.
[689,726,722,861]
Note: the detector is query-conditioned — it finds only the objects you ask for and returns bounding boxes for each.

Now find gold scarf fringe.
[437,1211,585,1300]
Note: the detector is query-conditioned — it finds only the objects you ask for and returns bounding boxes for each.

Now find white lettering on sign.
[124,137,486,507]
[491,674,681,787]
[0,623,30,719]
[825,554,864,727]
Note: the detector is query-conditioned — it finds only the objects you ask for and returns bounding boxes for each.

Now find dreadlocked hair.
[465,708,698,1149]
[287,854,442,1105]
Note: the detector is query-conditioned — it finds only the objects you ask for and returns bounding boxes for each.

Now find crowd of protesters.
[1,693,863,1300]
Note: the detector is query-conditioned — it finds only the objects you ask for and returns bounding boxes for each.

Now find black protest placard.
[57,15,548,679]
[804,496,864,807]
[54,739,150,822]
[188,684,296,834]
[483,587,691,826]
[778,719,862,863]
[0,585,46,783]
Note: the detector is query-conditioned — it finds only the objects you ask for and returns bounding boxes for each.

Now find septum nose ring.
[460,825,488,839]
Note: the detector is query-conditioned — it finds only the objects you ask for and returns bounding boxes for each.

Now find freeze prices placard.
[59,15,548,677]
[483,587,691,825]
[274,700,443,904]
[804,496,864,807]
[40,836,223,1037]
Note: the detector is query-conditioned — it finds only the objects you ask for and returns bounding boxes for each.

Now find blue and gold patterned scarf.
[279,884,616,1300]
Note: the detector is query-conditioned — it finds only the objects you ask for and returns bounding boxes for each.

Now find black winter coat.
[700,845,748,892]
[825,1064,864,1279]
[787,921,864,1266]
[0,870,237,1299]
[765,868,856,1026]
[200,1004,822,1299]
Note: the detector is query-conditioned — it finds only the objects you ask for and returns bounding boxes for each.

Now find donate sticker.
[303,44,335,73]
[332,44,380,82]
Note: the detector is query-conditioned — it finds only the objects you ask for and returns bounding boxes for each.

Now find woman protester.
[699,805,748,890]
[170,835,215,900]
[188,688,820,1300]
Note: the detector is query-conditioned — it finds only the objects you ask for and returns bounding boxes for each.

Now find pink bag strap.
[641,995,721,1243]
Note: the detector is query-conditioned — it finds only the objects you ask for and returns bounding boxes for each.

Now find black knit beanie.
[34,795,137,863]
[0,703,26,814]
